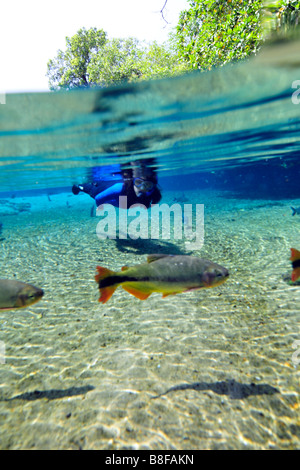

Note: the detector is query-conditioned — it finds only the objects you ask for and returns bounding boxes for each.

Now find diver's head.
[133,177,156,197]
[131,161,158,197]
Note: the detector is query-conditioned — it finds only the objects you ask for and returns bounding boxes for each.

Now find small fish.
[290,248,300,282]
[0,279,44,310]
[95,254,229,304]
[291,206,300,216]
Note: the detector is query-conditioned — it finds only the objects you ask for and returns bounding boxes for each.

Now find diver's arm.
[95,183,124,207]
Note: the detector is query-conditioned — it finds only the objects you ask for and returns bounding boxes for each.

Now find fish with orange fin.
[290,248,300,282]
[95,254,229,304]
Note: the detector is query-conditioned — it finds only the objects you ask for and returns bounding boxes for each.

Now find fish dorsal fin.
[147,254,173,263]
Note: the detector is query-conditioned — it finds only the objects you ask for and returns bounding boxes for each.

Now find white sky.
[1,0,189,93]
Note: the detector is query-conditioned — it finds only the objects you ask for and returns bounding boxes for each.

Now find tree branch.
[160,0,170,25]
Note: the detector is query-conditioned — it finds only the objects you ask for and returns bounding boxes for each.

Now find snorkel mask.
[133,177,155,197]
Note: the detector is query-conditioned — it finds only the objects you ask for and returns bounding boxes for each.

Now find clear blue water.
[0,40,299,450]
[0,41,299,199]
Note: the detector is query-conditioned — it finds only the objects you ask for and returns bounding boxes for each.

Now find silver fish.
[0,279,44,310]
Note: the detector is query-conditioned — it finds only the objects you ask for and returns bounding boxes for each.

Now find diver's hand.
[72,185,81,195]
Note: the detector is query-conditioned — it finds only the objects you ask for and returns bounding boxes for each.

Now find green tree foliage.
[47,3,300,90]
[87,38,188,86]
[47,29,186,90]
[174,0,300,71]
[47,27,107,89]
[175,0,263,70]
[263,0,300,34]
[138,41,188,79]
[87,37,144,86]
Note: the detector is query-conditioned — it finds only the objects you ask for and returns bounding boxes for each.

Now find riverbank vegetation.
[47,0,300,90]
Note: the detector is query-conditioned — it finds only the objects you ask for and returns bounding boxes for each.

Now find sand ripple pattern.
[0,191,299,449]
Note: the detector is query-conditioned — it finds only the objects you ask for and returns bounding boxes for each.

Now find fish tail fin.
[95,266,118,304]
[95,266,115,283]
[291,207,296,216]
[290,248,300,262]
[98,286,117,303]
[290,248,300,282]
[291,268,300,282]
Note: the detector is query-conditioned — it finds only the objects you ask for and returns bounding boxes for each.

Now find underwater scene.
[0,39,299,450]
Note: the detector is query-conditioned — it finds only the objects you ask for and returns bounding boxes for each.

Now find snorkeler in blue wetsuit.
[72,163,162,208]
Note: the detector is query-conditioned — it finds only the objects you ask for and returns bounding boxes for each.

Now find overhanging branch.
[160,0,170,24]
